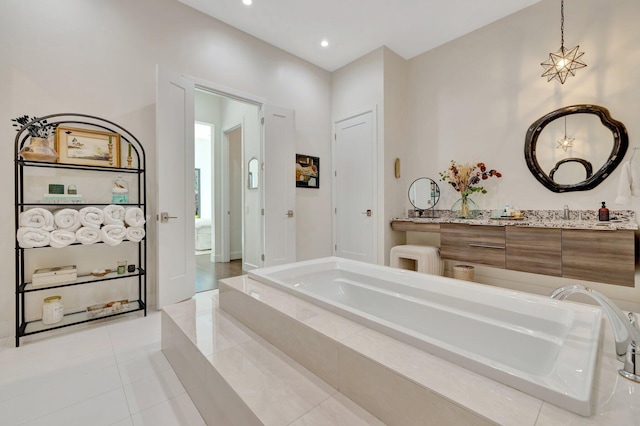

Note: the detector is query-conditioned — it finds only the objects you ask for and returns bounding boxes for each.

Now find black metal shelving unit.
[14,113,147,347]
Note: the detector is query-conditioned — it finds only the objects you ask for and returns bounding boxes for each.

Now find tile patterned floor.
[0,292,217,426]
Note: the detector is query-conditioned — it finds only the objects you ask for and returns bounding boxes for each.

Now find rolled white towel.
[126,226,146,242]
[76,226,102,245]
[79,207,104,229]
[20,208,54,231]
[50,229,76,248]
[103,205,125,225]
[53,208,80,231]
[17,227,50,248]
[124,207,145,227]
[101,224,127,246]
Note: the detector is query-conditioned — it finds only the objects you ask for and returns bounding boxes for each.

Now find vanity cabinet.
[506,227,562,276]
[407,221,636,286]
[440,224,505,268]
[562,229,635,287]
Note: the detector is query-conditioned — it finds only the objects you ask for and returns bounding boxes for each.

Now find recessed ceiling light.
[242,0,252,5]
[320,40,329,48]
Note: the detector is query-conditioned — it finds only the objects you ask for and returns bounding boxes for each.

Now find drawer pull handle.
[469,243,505,249]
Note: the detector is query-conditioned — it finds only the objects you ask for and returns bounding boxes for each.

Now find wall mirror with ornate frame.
[524,105,628,193]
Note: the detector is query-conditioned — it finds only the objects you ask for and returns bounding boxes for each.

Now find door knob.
[286,210,294,218]
[361,209,372,217]
[160,212,178,223]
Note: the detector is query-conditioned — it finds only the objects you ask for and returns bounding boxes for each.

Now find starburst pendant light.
[541,0,586,84]
[556,117,575,151]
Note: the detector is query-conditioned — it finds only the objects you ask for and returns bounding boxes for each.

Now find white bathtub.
[248,257,602,416]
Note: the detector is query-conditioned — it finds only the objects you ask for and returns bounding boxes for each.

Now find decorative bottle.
[598,202,610,221]
[112,176,129,204]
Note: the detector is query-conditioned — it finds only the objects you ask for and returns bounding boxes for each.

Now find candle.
[108,135,112,146]
[128,143,132,157]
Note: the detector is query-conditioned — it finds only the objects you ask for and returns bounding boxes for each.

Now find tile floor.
[0,292,216,426]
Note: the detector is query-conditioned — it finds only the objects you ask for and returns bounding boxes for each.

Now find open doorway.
[193,88,260,291]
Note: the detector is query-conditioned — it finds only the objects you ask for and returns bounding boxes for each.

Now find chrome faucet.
[550,284,640,382]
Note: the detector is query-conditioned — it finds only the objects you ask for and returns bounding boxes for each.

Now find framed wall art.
[56,126,121,167]
[296,154,319,188]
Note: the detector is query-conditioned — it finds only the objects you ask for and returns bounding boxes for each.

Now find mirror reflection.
[524,105,628,193]
[536,114,610,185]
[248,157,259,189]
[408,177,440,211]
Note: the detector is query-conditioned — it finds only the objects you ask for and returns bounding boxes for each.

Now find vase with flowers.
[12,115,59,162]
[440,161,502,218]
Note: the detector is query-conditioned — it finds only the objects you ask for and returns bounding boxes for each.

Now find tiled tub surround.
[246,257,602,416]
[161,292,385,425]
[397,209,638,230]
[217,274,640,425]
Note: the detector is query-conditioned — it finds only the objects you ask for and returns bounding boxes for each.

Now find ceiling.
[178,0,542,72]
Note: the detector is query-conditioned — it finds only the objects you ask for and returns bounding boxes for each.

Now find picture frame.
[55,126,121,167]
[296,154,320,188]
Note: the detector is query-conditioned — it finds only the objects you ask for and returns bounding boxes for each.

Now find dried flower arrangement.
[439,161,502,198]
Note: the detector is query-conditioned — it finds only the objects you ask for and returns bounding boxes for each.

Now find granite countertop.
[393,209,638,231]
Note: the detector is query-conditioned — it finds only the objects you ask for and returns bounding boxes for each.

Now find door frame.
[187,75,267,270]
[221,123,243,263]
[332,105,380,264]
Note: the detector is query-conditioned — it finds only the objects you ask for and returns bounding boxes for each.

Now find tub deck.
[248,257,601,416]
[162,274,640,425]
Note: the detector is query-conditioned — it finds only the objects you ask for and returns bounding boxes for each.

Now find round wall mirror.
[408,177,440,211]
[524,105,628,193]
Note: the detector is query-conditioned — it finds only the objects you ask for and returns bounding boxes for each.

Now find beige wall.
[330,0,640,310]
[0,0,332,338]
[403,0,640,309]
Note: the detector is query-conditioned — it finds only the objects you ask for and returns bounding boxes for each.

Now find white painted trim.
[189,75,266,269]
[187,75,268,106]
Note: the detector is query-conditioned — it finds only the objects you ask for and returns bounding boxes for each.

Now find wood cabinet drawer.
[506,227,562,276]
[391,221,440,233]
[441,224,505,268]
[562,229,635,287]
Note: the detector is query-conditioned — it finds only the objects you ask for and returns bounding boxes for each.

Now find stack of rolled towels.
[17,206,146,248]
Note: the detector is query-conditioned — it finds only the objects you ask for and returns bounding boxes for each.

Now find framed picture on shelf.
[296,154,319,188]
[55,126,121,167]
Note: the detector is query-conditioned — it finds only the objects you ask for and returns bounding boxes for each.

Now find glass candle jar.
[42,295,64,325]
[117,260,127,275]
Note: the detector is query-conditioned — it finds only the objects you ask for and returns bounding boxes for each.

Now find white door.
[333,109,377,263]
[156,65,195,308]
[263,105,296,266]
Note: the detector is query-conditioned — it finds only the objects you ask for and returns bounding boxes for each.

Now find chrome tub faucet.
[550,284,640,382]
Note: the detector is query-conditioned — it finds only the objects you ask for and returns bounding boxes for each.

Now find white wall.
[403,0,640,310]
[383,48,410,265]
[0,0,331,339]
[331,48,385,263]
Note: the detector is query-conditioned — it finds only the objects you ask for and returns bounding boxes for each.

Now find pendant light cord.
[560,0,565,48]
